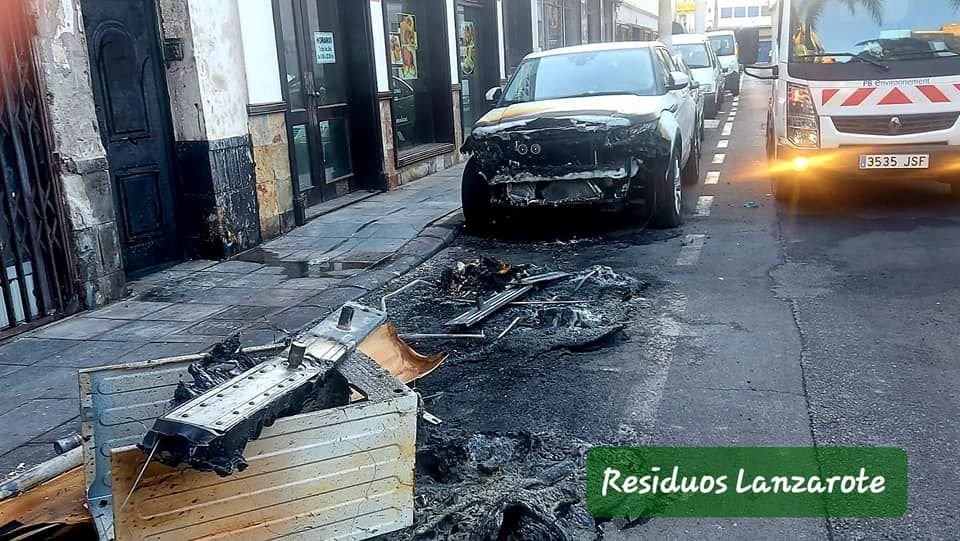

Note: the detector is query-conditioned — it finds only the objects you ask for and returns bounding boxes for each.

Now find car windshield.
[789,0,960,63]
[708,35,736,55]
[675,43,711,68]
[500,48,657,104]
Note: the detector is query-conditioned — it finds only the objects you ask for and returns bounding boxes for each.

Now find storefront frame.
[379,0,458,170]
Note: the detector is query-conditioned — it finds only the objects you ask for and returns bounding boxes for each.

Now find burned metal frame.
[139,303,386,476]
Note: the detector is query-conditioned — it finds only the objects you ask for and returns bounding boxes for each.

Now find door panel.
[82,0,181,272]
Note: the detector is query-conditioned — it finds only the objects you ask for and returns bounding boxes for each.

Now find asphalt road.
[383,78,959,539]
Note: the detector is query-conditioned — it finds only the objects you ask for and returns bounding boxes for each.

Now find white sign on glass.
[315,31,336,64]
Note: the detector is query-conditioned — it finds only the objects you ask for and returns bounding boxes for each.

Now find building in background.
[533,0,620,51]
[1,0,528,337]
[674,0,716,32]
[714,0,773,61]
[615,0,659,40]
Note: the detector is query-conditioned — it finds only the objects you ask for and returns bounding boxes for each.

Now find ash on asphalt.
[364,220,677,540]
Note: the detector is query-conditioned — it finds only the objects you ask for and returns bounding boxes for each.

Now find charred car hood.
[470,95,661,138]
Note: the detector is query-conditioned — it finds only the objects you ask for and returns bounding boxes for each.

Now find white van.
[749,0,960,199]
[707,30,741,96]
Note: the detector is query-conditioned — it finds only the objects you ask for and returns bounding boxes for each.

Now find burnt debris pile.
[383,426,598,541]
[438,256,530,296]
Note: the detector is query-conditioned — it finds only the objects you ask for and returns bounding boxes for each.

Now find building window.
[761,5,770,16]
[748,6,760,16]
[539,0,581,50]
[387,0,452,154]
[734,6,746,17]
[587,0,602,43]
[720,7,733,18]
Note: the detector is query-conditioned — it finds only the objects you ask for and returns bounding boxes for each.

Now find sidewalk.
[0,164,464,473]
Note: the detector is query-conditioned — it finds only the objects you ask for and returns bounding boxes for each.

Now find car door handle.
[667,103,678,113]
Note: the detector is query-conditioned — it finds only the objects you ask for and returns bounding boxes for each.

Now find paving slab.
[31,317,128,340]
[35,340,146,368]
[84,300,173,320]
[0,399,81,456]
[147,303,229,322]
[0,337,84,366]
[109,320,193,341]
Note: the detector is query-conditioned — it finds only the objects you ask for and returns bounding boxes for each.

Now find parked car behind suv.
[460,42,700,231]
[673,34,725,119]
[708,30,741,96]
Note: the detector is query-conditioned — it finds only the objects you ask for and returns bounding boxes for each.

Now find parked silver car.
[672,34,725,119]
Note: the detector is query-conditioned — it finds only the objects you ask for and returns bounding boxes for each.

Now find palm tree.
[801,0,885,30]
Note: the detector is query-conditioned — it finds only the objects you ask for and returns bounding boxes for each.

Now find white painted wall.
[496,0,505,80]
[369,0,390,93]
[237,0,282,105]
[445,0,458,85]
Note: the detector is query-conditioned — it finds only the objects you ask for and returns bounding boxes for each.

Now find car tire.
[651,147,683,228]
[772,174,800,203]
[705,99,718,120]
[461,158,493,232]
[682,132,701,186]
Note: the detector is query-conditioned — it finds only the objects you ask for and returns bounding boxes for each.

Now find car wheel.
[705,99,718,120]
[461,157,493,232]
[731,76,741,96]
[772,174,800,203]
[652,147,683,228]
[682,131,701,186]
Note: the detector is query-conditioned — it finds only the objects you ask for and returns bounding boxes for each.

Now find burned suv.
[460,42,701,230]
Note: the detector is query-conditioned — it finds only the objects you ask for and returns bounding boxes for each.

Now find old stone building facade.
[0,0,541,337]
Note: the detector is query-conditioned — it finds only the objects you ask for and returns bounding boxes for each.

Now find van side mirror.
[667,72,690,91]
[744,63,779,80]
[485,87,503,104]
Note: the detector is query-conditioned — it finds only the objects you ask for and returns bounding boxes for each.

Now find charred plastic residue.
[462,108,670,208]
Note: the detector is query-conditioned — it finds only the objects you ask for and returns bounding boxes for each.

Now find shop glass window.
[721,7,733,18]
[539,0,582,50]
[387,0,439,152]
[277,0,303,109]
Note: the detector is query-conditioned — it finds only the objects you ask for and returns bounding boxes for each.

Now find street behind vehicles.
[460,42,701,231]
[749,0,960,200]
[708,30,741,96]
[673,34,725,119]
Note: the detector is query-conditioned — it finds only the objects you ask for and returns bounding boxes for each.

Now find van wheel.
[651,149,683,228]
[773,175,800,204]
[461,158,493,232]
[682,133,701,186]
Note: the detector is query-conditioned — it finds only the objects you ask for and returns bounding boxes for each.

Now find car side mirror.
[690,79,701,89]
[744,63,779,80]
[667,72,690,91]
[721,67,730,74]
[485,86,503,104]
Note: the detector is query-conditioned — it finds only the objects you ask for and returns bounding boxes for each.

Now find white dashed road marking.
[676,234,706,266]
[705,171,721,184]
[704,119,721,129]
[722,123,733,136]
[694,196,714,217]
[717,139,729,149]
[712,153,726,164]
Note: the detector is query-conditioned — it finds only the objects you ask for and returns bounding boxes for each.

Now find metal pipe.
[381,279,431,312]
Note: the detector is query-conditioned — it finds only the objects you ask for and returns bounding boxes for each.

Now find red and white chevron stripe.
[819,84,960,107]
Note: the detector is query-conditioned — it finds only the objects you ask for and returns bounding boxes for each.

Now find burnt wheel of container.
[651,147,683,229]
[461,158,494,233]
[682,133,701,186]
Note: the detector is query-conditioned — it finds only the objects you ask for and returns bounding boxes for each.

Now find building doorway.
[0,2,78,337]
[275,0,378,210]
[82,0,183,272]
[456,0,499,134]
